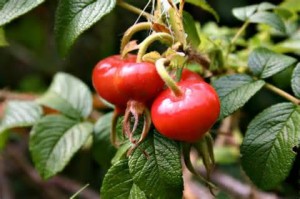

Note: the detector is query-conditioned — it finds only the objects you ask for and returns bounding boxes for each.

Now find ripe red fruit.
[92,54,164,109]
[180,69,204,82]
[151,80,220,142]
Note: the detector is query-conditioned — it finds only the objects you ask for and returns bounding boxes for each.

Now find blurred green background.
[0,0,283,92]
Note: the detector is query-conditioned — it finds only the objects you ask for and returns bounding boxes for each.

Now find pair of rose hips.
[92,54,220,143]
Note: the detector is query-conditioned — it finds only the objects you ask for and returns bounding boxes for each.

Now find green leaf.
[37,72,92,119]
[232,2,275,21]
[291,63,300,98]
[92,112,116,169]
[186,0,219,21]
[30,115,93,179]
[0,27,8,46]
[249,11,285,33]
[55,0,116,56]
[128,132,183,199]
[0,101,43,134]
[183,11,200,48]
[111,141,131,165]
[241,103,300,190]
[280,0,300,13]
[248,47,297,78]
[101,159,147,199]
[129,184,147,199]
[233,2,285,33]
[0,0,44,26]
[212,74,265,119]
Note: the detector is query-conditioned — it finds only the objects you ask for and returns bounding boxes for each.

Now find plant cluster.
[0,0,300,198]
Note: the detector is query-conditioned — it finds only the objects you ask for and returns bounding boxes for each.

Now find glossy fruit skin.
[115,60,165,106]
[92,55,135,109]
[151,80,220,142]
[180,69,204,82]
[92,54,164,109]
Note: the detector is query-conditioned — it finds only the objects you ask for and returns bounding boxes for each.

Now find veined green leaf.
[92,112,116,169]
[30,115,93,179]
[128,132,183,199]
[232,2,275,21]
[212,74,265,119]
[248,47,297,78]
[249,11,285,33]
[55,0,116,56]
[101,159,147,199]
[0,101,43,134]
[37,72,92,119]
[241,103,300,190]
[291,63,300,98]
[0,0,44,26]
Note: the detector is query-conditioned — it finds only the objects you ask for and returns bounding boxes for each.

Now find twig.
[49,177,99,199]
[0,89,37,102]
[117,1,152,20]
[196,166,279,199]
[5,144,66,199]
[265,83,300,105]
[5,144,99,199]
[0,90,108,121]
[0,155,15,199]
[183,164,213,199]
[185,152,279,199]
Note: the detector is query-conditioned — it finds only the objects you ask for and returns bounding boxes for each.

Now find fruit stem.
[225,20,250,59]
[120,22,152,56]
[264,83,300,105]
[111,109,122,147]
[182,142,217,194]
[117,1,153,20]
[156,58,183,96]
[137,32,174,63]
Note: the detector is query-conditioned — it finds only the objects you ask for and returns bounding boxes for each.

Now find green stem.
[156,58,182,96]
[70,184,89,199]
[120,22,152,55]
[265,83,300,105]
[226,20,250,59]
[137,32,173,62]
[117,1,153,19]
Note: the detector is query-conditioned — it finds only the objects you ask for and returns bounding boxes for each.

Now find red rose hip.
[151,80,220,142]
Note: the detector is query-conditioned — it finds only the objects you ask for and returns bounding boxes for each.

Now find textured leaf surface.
[249,11,285,33]
[55,0,116,55]
[0,0,44,26]
[0,101,42,134]
[128,132,183,199]
[241,103,300,190]
[212,74,265,119]
[30,115,93,179]
[232,2,275,21]
[291,63,300,98]
[92,112,116,169]
[248,47,297,78]
[101,159,147,199]
[37,72,92,119]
